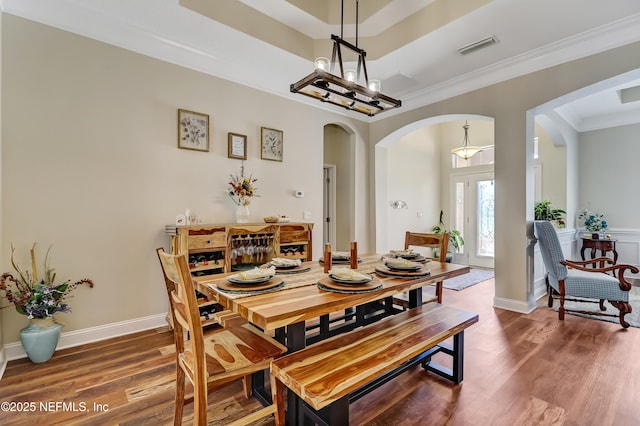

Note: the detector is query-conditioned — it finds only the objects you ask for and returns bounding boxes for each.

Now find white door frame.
[451,171,495,268]
[323,165,337,247]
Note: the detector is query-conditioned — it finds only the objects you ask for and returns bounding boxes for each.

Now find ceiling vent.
[457,35,498,55]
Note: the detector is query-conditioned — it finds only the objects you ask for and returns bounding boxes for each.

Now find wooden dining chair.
[157,248,288,425]
[393,231,450,308]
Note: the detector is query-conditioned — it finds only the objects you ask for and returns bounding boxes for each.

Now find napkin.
[236,266,276,280]
[270,257,302,267]
[384,258,421,269]
[389,249,414,257]
[332,251,350,260]
[329,266,371,281]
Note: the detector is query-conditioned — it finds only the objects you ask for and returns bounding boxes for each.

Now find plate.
[385,262,423,271]
[329,273,373,285]
[227,274,273,285]
[389,251,419,259]
[270,262,300,270]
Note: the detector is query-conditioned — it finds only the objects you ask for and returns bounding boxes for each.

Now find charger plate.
[217,278,284,294]
[261,263,311,274]
[317,277,382,294]
[319,258,363,265]
[375,265,431,277]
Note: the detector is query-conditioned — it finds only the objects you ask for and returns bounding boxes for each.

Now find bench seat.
[271,303,479,425]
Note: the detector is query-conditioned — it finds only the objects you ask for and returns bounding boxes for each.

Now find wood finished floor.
[2,278,640,425]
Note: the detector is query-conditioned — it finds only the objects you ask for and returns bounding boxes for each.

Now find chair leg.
[174,366,186,426]
[546,276,554,308]
[599,299,606,311]
[272,376,286,426]
[193,378,208,426]
[242,374,252,398]
[558,295,565,321]
[612,301,632,329]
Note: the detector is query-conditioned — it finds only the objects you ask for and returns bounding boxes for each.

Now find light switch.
[303,211,311,220]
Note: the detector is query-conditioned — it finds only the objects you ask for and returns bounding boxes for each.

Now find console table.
[580,237,617,268]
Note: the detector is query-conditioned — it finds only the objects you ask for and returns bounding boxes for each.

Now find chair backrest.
[156,248,206,382]
[534,221,568,280]
[404,232,449,262]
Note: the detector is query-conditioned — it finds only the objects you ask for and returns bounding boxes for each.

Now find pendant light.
[451,121,483,160]
[289,0,401,117]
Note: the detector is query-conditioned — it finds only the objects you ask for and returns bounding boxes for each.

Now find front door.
[452,172,495,268]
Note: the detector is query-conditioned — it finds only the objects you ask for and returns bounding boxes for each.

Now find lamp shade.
[451,121,482,160]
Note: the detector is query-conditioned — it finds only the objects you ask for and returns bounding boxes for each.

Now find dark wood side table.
[580,237,617,268]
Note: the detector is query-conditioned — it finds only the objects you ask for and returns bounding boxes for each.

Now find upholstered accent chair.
[535,220,639,328]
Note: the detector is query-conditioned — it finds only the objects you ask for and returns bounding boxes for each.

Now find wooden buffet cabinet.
[165,222,314,276]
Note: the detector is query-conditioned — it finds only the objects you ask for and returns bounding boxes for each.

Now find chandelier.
[451,121,483,160]
[289,0,401,117]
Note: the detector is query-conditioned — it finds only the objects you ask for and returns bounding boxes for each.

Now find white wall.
[384,126,440,251]
[579,123,640,229]
[0,15,369,345]
[535,124,567,213]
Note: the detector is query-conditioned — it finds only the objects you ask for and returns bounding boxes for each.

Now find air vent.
[457,35,498,55]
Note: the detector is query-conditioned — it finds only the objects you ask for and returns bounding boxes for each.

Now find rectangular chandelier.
[290,35,401,117]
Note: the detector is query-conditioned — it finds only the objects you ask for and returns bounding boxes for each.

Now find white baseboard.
[0,347,7,380]
[2,312,169,363]
[493,296,537,314]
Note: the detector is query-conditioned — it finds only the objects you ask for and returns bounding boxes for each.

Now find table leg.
[285,321,306,425]
[408,288,423,308]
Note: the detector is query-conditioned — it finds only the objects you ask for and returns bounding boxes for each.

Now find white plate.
[385,262,423,271]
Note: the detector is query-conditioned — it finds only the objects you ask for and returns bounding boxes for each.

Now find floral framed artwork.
[261,127,283,162]
[228,132,247,160]
[178,109,209,152]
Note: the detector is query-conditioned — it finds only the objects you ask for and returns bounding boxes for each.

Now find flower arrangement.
[0,244,94,319]
[578,209,608,233]
[227,164,259,206]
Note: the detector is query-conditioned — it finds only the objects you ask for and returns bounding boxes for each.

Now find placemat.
[216,278,284,294]
[317,277,382,293]
[375,265,431,277]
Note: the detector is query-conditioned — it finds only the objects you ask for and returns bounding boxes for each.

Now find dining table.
[194,253,470,417]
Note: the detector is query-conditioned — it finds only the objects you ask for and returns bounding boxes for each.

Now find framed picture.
[178,109,209,152]
[228,132,247,160]
[261,127,283,162]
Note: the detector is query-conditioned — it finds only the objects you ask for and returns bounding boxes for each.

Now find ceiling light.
[290,0,401,117]
[457,35,498,55]
[451,121,483,160]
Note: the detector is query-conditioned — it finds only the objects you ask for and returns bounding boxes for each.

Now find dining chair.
[535,220,639,328]
[157,248,288,425]
[405,231,450,304]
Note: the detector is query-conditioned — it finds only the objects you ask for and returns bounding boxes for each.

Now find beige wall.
[370,41,640,311]
[0,15,369,344]
[535,123,567,212]
[323,124,352,251]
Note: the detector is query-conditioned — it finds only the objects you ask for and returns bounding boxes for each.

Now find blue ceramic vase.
[20,318,62,363]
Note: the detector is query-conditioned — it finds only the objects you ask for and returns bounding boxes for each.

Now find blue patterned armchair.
[535,220,639,328]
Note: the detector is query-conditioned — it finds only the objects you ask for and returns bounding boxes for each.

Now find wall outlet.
[295,190,305,198]
[303,211,311,220]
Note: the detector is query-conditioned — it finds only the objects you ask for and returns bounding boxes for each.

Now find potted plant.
[432,210,465,262]
[534,200,566,227]
[0,243,94,363]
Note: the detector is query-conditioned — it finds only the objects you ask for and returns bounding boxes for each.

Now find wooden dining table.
[194,254,470,351]
[194,254,470,420]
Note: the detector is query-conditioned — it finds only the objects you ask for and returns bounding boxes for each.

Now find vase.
[20,317,62,363]
[235,204,250,223]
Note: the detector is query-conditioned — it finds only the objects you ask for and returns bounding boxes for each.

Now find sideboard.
[165,222,314,276]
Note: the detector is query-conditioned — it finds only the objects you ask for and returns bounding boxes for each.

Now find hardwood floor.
[2,278,639,425]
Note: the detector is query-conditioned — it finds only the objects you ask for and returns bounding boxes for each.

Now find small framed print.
[261,127,283,162]
[228,132,247,160]
[178,109,209,152]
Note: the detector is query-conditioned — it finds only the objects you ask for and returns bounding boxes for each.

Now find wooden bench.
[271,303,479,425]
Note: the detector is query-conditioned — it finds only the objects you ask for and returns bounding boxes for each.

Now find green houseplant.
[534,200,566,227]
[432,210,465,257]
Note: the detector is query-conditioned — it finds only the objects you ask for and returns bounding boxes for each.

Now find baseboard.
[2,312,169,363]
[493,296,537,314]
[0,347,7,380]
